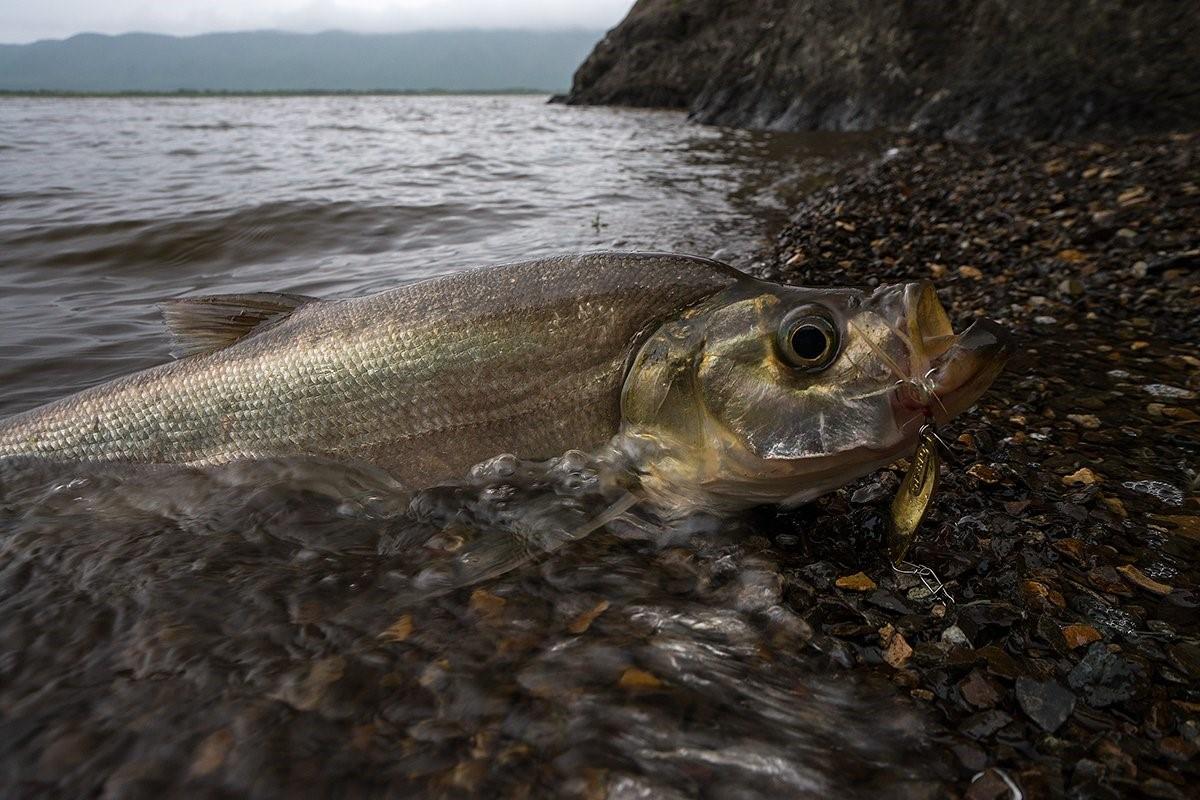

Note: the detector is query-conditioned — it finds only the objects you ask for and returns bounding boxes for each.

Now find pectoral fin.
[160,292,318,358]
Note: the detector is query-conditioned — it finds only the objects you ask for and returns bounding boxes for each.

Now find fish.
[0,252,1009,513]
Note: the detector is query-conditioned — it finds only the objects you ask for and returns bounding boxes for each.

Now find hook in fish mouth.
[882,281,1011,426]
[894,368,940,415]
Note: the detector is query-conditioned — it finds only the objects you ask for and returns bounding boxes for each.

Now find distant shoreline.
[0,89,555,98]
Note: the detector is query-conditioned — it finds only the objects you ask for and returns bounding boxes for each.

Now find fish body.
[0,253,739,490]
[0,252,1009,511]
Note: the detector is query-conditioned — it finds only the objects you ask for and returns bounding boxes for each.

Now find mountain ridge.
[0,29,605,92]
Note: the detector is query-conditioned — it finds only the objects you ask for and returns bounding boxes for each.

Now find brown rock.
[1162,405,1200,421]
[1021,580,1066,610]
[1043,158,1068,175]
[566,600,611,634]
[959,669,1001,708]
[379,614,413,643]
[1117,564,1173,596]
[967,463,1001,484]
[1067,413,1101,429]
[1088,565,1133,596]
[1053,538,1086,562]
[619,667,664,690]
[879,624,914,668]
[1117,186,1150,206]
[1058,248,1088,263]
[1061,624,1103,649]
[958,265,984,280]
[470,588,507,617]
[835,571,877,592]
[1102,497,1128,518]
[975,645,1023,679]
[1155,515,1200,541]
[1062,467,1101,486]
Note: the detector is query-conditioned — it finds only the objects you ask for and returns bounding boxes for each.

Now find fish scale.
[0,252,742,489]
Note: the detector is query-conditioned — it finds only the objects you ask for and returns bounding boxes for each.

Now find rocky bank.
[760,130,1200,798]
[563,0,1200,140]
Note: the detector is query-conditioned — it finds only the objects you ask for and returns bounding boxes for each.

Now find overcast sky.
[1,0,634,44]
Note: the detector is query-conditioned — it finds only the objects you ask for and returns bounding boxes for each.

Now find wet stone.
[1122,480,1185,506]
[1070,595,1142,637]
[1015,677,1076,733]
[940,625,972,648]
[1061,624,1103,650]
[1068,643,1147,707]
[959,709,1013,740]
[1167,643,1200,679]
[835,572,877,592]
[866,588,912,614]
[1117,564,1174,596]
[959,670,1001,709]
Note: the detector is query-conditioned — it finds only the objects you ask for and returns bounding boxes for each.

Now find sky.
[0,0,634,44]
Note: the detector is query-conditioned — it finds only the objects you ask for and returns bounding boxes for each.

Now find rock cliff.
[563,0,1200,139]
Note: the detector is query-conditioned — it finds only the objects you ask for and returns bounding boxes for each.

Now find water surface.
[0,94,877,414]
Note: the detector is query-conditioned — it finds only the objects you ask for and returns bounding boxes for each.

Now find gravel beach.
[763,131,1200,798]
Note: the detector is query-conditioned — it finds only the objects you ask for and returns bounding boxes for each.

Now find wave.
[1,199,535,273]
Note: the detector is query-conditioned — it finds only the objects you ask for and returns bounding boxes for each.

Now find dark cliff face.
[565,0,1200,139]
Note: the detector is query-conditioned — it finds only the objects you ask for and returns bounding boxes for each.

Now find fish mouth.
[889,281,1011,426]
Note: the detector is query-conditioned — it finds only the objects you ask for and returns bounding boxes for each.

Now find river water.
[0,96,945,799]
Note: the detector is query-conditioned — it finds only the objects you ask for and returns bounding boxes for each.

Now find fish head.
[619,278,1010,512]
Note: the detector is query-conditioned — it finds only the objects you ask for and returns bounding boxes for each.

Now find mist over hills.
[0,29,605,92]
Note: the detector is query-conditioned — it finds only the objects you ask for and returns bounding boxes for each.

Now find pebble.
[941,625,972,648]
[1142,384,1197,400]
[618,667,663,690]
[959,710,1012,740]
[879,624,914,668]
[1122,480,1184,506]
[566,600,610,634]
[1062,467,1101,486]
[1061,624,1103,649]
[379,614,414,643]
[1117,564,1174,596]
[1015,677,1076,733]
[1068,643,1146,707]
[966,463,1001,484]
[834,572,877,592]
[959,670,1001,708]
[1058,277,1085,296]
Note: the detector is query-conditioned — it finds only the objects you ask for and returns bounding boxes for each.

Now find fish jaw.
[886,282,1012,430]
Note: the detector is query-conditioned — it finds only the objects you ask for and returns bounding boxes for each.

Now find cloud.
[0,0,632,44]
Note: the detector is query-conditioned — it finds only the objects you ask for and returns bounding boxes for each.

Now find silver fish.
[0,252,1009,512]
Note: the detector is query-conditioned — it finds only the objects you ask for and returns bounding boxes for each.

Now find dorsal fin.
[160,292,318,358]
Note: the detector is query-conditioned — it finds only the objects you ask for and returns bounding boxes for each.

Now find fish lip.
[891,316,1010,421]
[926,317,1011,422]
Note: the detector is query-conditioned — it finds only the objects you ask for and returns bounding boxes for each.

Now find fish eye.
[778,308,839,371]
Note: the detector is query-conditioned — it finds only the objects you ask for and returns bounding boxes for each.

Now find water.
[0,94,876,415]
[0,96,937,798]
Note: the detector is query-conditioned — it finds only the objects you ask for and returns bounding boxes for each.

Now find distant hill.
[0,29,604,93]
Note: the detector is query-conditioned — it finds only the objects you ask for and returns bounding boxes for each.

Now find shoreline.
[761,131,1199,796]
